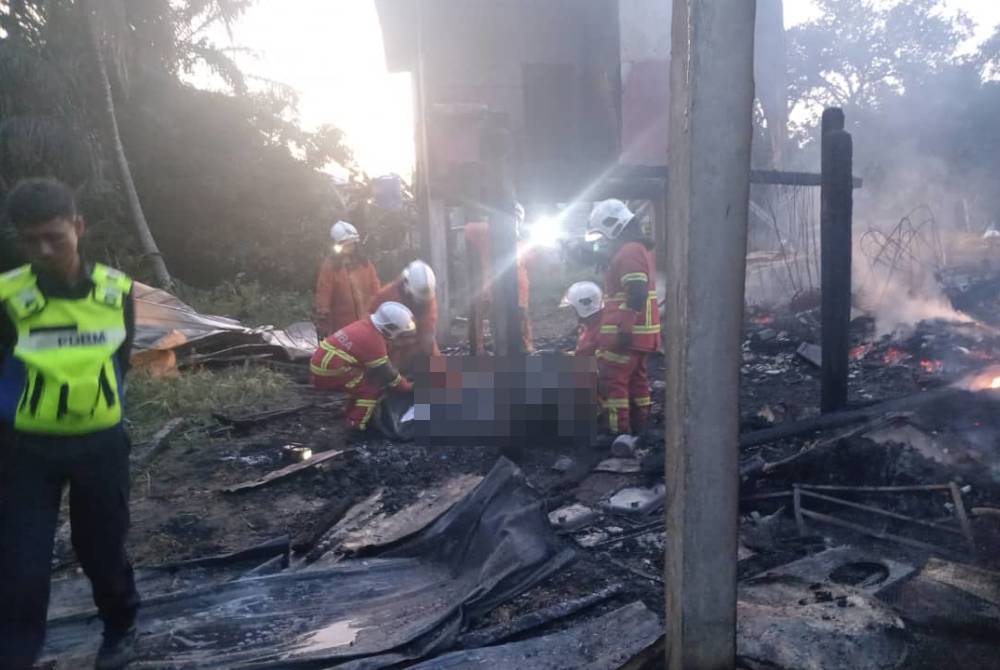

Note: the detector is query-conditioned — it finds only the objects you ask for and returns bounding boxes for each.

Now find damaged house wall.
[376,0,791,325]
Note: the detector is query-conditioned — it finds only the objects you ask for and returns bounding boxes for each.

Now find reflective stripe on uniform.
[310,363,352,377]
[597,350,631,364]
[319,340,358,365]
[632,396,653,407]
[344,373,365,389]
[604,398,630,408]
[620,272,648,283]
[356,398,378,429]
[367,355,389,368]
[19,327,127,352]
[388,373,403,388]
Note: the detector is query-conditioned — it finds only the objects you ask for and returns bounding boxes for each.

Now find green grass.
[175,279,313,328]
[125,364,300,443]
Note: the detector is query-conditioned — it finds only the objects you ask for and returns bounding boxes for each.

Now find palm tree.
[79,0,173,287]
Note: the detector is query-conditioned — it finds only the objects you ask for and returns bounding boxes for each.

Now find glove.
[393,376,414,393]
[617,309,638,350]
[314,312,331,340]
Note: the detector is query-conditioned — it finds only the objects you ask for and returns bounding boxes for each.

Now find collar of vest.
[0,263,132,321]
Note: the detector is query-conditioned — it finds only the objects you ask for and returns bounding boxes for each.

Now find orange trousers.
[596,350,651,436]
[309,354,380,431]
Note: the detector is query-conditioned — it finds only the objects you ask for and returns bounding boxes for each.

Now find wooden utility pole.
[414,0,451,343]
[820,108,854,413]
[480,125,522,356]
[664,0,757,668]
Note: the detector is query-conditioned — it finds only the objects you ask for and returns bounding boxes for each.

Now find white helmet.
[401,260,436,303]
[370,301,416,340]
[331,220,360,245]
[560,281,603,319]
[587,199,634,241]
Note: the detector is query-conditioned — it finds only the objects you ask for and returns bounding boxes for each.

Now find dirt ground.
[48,296,1000,666]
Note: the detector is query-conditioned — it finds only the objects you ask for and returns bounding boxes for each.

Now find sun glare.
[210,0,415,180]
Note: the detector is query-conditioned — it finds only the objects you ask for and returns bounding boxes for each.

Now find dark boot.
[94,626,137,670]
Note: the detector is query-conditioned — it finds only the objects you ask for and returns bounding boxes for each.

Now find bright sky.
[217,0,1000,180]
[784,0,1000,42]
[218,0,415,180]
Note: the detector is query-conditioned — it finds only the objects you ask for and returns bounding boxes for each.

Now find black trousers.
[0,425,140,668]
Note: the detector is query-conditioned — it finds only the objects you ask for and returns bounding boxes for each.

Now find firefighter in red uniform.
[560,281,604,357]
[310,302,416,436]
[463,203,533,354]
[369,260,441,372]
[587,199,660,438]
[314,221,381,339]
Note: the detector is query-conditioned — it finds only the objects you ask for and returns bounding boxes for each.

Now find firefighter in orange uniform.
[560,281,604,357]
[369,260,441,371]
[463,203,533,354]
[310,302,416,436]
[587,200,660,437]
[314,221,381,338]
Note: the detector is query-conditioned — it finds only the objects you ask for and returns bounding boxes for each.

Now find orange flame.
[849,344,871,361]
[920,360,944,374]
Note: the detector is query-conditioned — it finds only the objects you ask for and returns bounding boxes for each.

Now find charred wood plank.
[212,403,313,431]
[739,386,962,448]
[456,583,626,649]
[799,489,966,537]
[221,449,346,494]
[291,495,359,554]
[133,417,184,466]
[798,508,961,558]
[949,482,976,549]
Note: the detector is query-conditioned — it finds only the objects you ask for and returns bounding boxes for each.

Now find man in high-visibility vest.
[0,178,140,669]
[586,199,661,438]
[310,301,417,437]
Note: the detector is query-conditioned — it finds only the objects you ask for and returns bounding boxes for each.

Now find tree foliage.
[0,0,377,287]
[785,0,1000,230]
[787,0,973,120]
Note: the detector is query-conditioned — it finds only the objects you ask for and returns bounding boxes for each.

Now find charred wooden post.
[480,125,523,356]
[820,108,854,413]
[414,1,451,343]
[664,0,757,667]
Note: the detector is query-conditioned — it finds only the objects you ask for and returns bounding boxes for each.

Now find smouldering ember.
[750,315,774,326]
[882,347,911,366]
[919,359,944,374]
[849,344,872,360]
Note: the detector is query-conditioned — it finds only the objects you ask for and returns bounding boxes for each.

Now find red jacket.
[369,278,441,357]
[575,312,602,357]
[310,317,411,392]
[315,255,380,336]
[599,241,660,352]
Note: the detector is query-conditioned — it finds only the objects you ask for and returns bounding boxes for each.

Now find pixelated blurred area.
[413,355,598,451]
